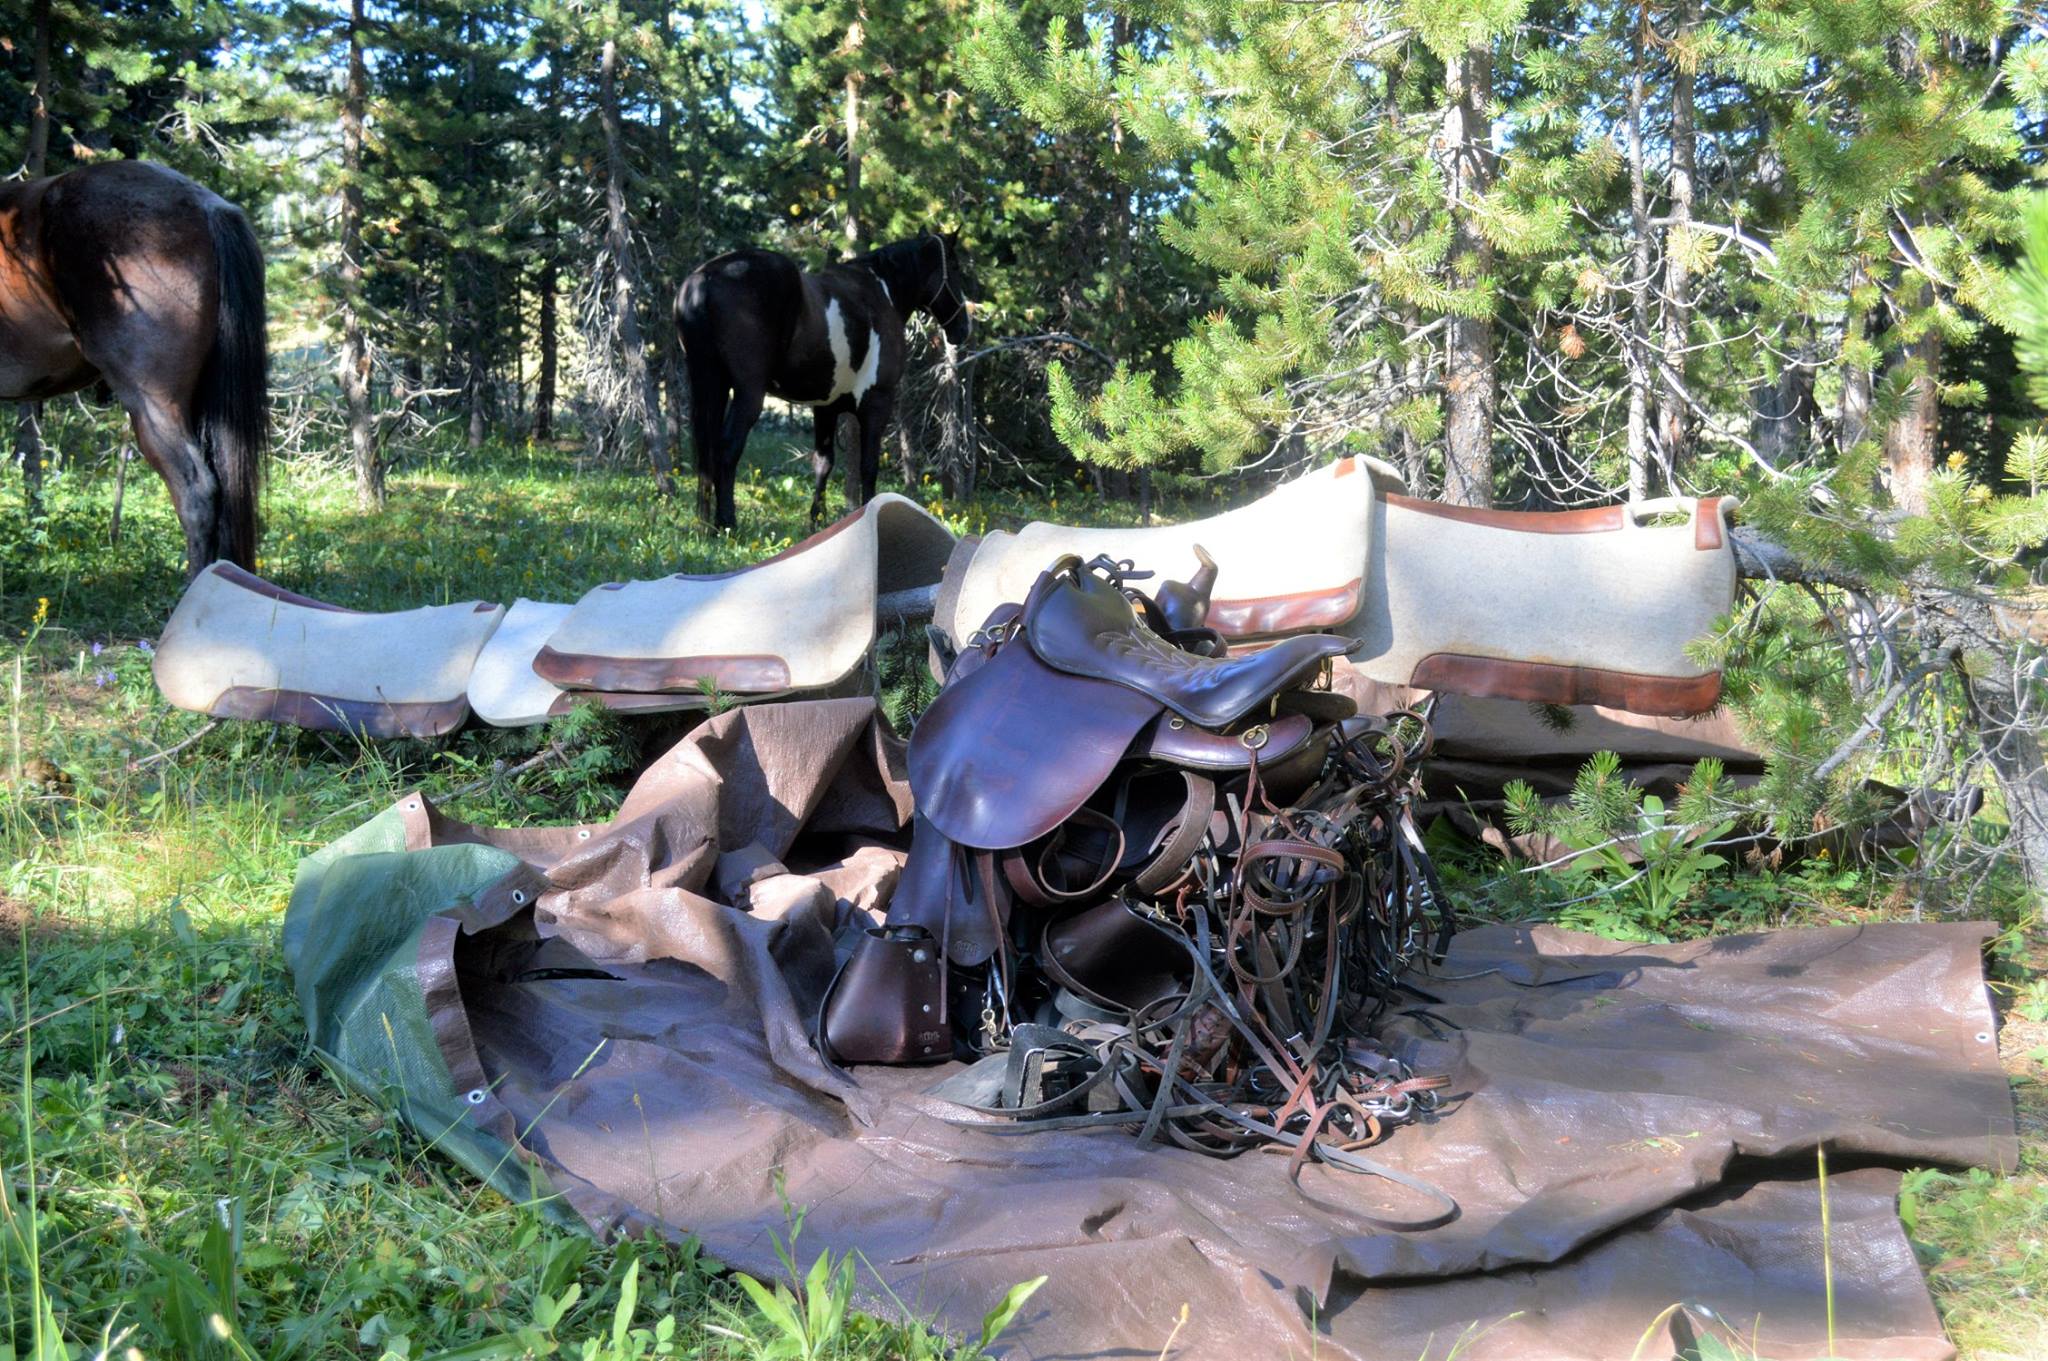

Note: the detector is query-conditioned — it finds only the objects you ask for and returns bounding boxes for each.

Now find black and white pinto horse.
[676,234,970,529]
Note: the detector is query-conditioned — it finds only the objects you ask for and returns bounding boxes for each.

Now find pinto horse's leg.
[853,389,894,511]
[715,383,765,531]
[809,400,851,529]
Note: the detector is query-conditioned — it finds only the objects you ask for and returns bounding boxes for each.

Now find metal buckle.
[1239,723,1270,751]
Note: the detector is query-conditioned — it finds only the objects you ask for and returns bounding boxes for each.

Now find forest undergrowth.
[0,439,2043,1360]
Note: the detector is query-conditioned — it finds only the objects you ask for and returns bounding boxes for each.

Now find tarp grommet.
[465,1088,488,1106]
[511,889,527,906]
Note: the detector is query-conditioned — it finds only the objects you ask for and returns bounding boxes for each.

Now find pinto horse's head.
[872,233,972,347]
[925,233,972,347]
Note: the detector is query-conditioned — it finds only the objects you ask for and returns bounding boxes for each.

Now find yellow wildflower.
[32,597,49,628]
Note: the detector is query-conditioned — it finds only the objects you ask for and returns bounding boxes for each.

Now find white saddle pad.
[536,494,955,695]
[941,456,1393,646]
[465,599,573,728]
[153,564,506,738]
[1346,495,1739,716]
[469,599,788,727]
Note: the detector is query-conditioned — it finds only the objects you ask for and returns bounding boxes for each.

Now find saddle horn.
[1152,544,1218,635]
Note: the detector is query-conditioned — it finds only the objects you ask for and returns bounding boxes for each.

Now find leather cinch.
[821,550,1461,1222]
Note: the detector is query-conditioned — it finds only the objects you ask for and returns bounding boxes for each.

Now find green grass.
[2,430,2046,1358]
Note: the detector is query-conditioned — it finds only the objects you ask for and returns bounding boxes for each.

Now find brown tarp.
[357,699,2014,1360]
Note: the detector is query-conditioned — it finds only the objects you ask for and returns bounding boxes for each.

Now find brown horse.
[1,160,267,577]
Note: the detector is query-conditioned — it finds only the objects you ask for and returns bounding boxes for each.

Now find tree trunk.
[842,11,865,251]
[655,38,689,475]
[536,253,557,442]
[1838,260,1873,452]
[534,60,562,445]
[1392,305,1428,493]
[1750,353,1815,466]
[1928,590,2048,902]
[1883,282,1940,514]
[895,424,919,490]
[844,72,863,251]
[16,0,52,518]
[339,0,381,508]
[15,407,44,521]
[465,266,488,450]
[599,34,675,496]
[1107,13,1133,324]
[1625,23,1653,502]
[26,0,51,174]
[1440,43,1496,507]
[1657,0,1698,482]
[509,272,525,431]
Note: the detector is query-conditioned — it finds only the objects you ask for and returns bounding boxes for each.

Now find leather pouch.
[1040,900,1191,1014]
[820,925,951,1065]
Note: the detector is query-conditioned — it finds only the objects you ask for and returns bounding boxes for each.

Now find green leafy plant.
[715,1242,856,1361]
[1504,754,1736,941]
[874,625,939,733]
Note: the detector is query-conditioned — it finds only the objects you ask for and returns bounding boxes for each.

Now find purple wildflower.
[136,638,155,655]
[93,670,114,688]
[90,640,104,657]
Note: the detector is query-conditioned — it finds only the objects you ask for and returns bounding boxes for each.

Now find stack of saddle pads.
[937,455,1739,718]
[153,494,958,737]
[153,462,1740,738]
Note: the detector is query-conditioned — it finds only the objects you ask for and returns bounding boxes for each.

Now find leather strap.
[999,807,1125,908]
[1130,771,1216,896]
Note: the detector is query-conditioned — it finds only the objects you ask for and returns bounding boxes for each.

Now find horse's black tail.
[193,202,268,568]
[676,275,721,522]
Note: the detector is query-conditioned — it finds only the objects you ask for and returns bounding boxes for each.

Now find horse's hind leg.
[123,386,220,577]
[686,367,728,525]
[715,383,765,531]
[810,401,850,528]
[854,389,894,511]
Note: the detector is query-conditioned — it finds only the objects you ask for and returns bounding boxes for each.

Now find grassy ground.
[1,432,2045,1359]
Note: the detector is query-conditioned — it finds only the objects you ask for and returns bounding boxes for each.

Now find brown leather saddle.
[819,551,1457,1222]
[824,552,1354,1061]
[912,555,1353,852]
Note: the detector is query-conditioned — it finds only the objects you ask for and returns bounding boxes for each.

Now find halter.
[924,234,969,336]
[857,236,968,335]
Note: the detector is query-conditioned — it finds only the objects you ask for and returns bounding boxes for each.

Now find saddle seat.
[1026,557,1352,729]
[910,554,1354,853]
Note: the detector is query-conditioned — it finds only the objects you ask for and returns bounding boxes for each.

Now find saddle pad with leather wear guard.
[535,493,955,695]
[468,599,776,727]
[1344,493,1741,717]
[153,562,506,739]
[940,455,1392,648]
